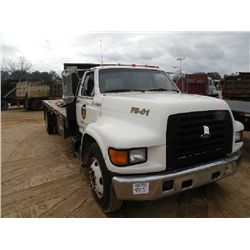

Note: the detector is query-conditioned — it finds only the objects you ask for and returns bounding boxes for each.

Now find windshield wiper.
[147,88,179,92]
[104,88,179,93]
[104,89,145,93]
[147,88,168,91]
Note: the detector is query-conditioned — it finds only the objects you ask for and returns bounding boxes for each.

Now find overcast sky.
[2,32,250,76]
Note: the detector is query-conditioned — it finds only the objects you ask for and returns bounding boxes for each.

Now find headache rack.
[166,110,233,171]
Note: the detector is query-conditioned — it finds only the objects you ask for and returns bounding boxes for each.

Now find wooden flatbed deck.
[43,99,67,118]
[225,100,250,114]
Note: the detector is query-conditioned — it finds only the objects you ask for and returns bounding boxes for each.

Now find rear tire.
[87,143,123,213]
[24,99,31,110]
[45,109,54,134]
[1,100,9,111]
[31,99,43,110]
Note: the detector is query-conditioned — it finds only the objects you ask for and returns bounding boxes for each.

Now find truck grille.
[166,110,233,170]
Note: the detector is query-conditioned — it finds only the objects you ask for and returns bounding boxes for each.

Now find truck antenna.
[100,39,103,65]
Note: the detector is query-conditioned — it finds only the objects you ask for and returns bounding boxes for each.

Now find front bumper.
[112,153,240,201]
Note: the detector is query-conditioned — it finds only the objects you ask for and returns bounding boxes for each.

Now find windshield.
[99,68,179,93]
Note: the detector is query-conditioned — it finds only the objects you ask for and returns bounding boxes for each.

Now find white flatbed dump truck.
[43,63,244,213]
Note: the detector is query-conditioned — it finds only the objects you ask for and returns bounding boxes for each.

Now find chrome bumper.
[112,153,240,201]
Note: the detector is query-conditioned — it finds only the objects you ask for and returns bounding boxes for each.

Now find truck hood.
[101,92,230,117]
[97,92,232,148]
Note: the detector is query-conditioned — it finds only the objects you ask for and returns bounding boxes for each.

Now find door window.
[81,72,95,97]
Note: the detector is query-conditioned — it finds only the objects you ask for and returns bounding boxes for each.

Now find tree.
[3,57,32,73]
[49,70,61,82]
[1,57,62,99]
[1,71,9,82]
[29,70,61,83]
[2,57,32,81]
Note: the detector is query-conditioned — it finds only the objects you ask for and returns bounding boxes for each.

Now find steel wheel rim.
[89,157,104,198]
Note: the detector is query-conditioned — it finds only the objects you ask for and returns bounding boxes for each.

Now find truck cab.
[207,77,219,96]
[175,73,219,97]
[43,63,244,213]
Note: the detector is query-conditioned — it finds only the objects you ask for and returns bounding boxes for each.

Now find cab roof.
[92,64,160,71]
[63,63,160,72]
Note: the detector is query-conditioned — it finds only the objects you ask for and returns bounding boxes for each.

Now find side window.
[81,72,94,97]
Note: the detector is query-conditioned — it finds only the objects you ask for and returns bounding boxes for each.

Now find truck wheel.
[45,109,54,134]
[31,99,43,110]
[88,143,123,213]
[1,100,9,111]
[24,99,30,110]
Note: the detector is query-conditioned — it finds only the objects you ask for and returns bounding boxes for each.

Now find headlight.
[235,131,243,143]
[108,147,147,166]
[129,148,147,164]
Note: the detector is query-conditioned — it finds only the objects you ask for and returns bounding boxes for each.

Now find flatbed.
[42,99,67,118]
[42,99,75,138]
[225,99,250,130]
[225,99,250,114]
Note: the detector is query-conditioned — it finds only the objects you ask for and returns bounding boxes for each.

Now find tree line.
[1,57,61,84]
[1,57,61,96]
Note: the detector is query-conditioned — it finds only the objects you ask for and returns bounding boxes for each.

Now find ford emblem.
[201,125,211,140]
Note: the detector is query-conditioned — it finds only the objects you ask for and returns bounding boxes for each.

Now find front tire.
[88,143,123,213]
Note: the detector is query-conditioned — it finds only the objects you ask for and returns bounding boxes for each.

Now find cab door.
[76,71,98,132]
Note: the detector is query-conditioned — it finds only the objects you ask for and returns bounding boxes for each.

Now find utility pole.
[100,39,103,65]
[177,57,185,92]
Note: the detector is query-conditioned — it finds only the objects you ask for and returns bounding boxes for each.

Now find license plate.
[133,182,149,195]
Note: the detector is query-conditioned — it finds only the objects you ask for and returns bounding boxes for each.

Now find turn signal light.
[108,148,128,166]
[108,147,147,166]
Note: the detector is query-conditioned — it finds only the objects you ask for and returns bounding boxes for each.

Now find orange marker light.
[108,148,128,166]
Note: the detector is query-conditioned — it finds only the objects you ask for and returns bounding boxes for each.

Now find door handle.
[81,104,86,119]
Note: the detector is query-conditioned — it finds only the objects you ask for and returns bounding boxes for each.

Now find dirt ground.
[1,107,250,217]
